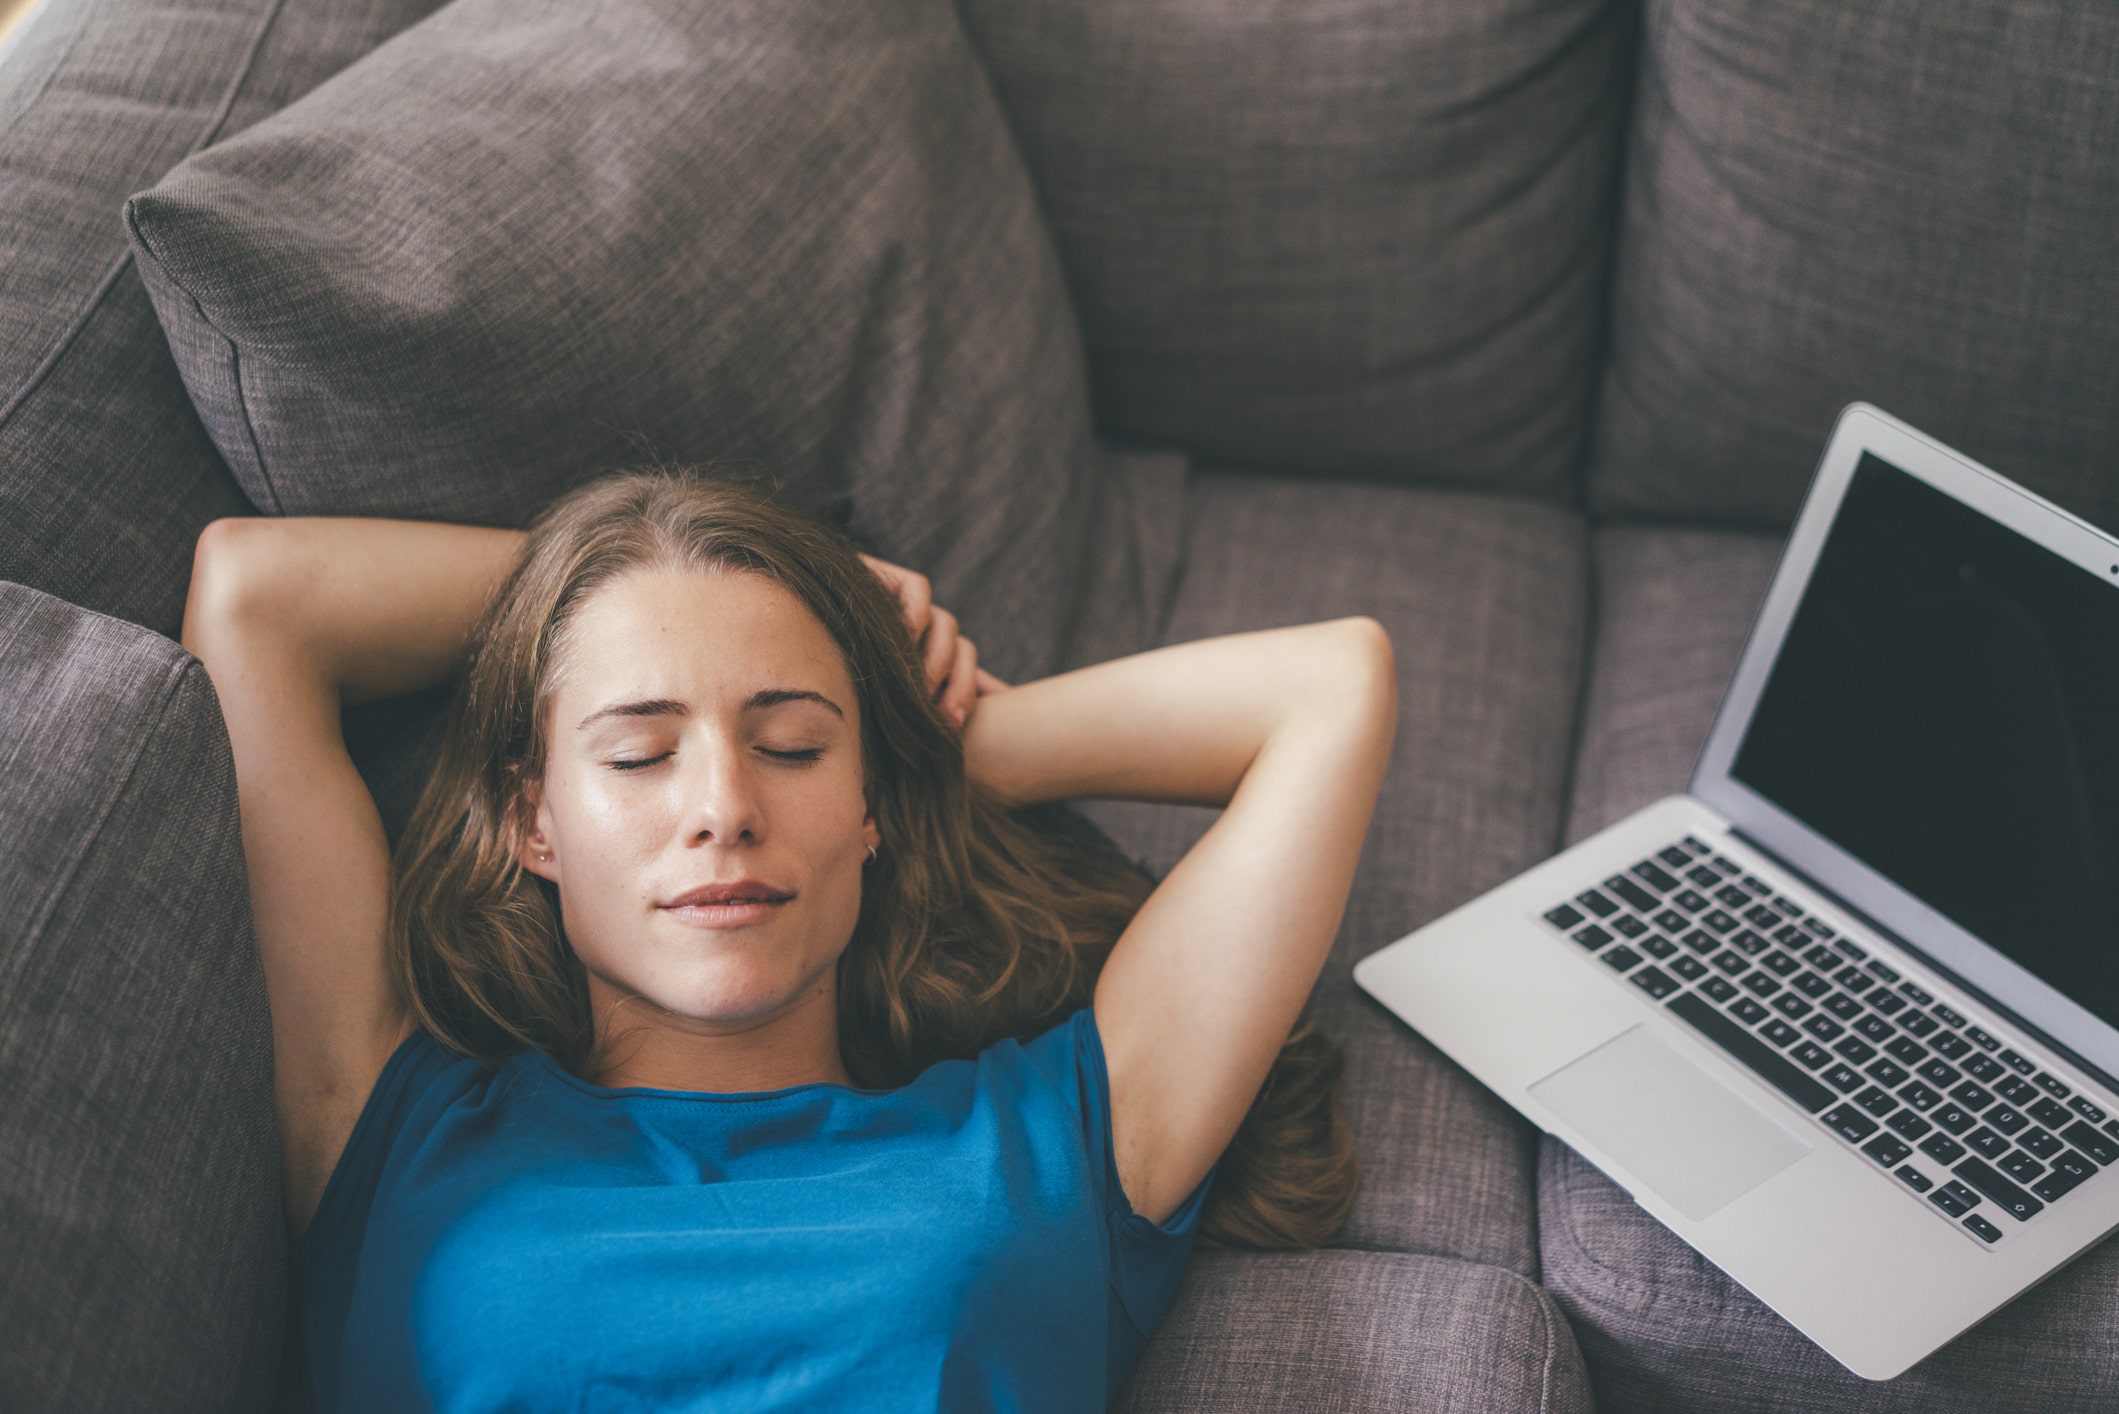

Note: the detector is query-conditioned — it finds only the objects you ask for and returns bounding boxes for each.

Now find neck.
[580,971,854,1093]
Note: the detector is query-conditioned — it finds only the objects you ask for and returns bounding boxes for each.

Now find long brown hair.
[387,469,1356,1249]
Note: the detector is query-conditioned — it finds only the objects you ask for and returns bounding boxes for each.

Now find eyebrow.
[576,689,844,732]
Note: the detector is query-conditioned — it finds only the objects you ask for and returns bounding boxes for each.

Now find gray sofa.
[2,0,2114,1410]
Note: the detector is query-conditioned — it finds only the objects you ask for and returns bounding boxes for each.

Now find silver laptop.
[1353,402,2119,1380]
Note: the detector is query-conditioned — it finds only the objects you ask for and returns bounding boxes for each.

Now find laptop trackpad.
[1529,1024,1813,1221]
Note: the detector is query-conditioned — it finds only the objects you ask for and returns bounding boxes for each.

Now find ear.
[861,777,882,857]
[514,771,560,883]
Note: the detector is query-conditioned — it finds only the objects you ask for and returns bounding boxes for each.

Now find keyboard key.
[2030,1098,2072,1129]
[1630,966,1679,999]
[1790,1041,1832,1069]
[1964,1054,2006,1084]
[1954,1157,2044,1220]
[1899,1081,1944,1111]
[1862,1132,1913,1167]
[1713,951,1752,977]
[1760,1019,1802,1047]
[1885,1037,1928,1066]
[1917,1059,1961,1088]
[1798,939,1834,966]
[1729,929,1771,956]
[1653,909,1690,933]
[1949,1081,1995,1113]
[1896,1164,1933,1192]
[1899,1011,1939,1038]
[1601,945,1642,972]
[2033,1073,2071,1100]
[2000,1150,2046,1184]
[1929,1181,1979,1218]
[1771,994,1812,1020]
[1964,1025,2002,1052]
[1854,1086,1898,1118]
[2068,1096,2108,1125]
[1932,1032,1972,1061]
[1761,950,1801,976]
[2105,1118,2119,1144]
[1544,904,1586,929]
[1633,861,1682,892]
[1686,865,1722,889]
[1821,1103,1879,1143]
[1932,1104,1976,1135]
[1920,1133,1967,1166]
[1710,854,1743,875]
[1985,1105,2027,1136]
[2020,1128,2063,1160]
[1742,903,1781,929]
[1793,971,1833,999]
[1853,1015,1896,1044]
[1998,1048,2036,1077]
[1865,1058,1909,1088]
[1715,885,1753,911]
[1832,937,1868,962]
[1995,1076,2038,1107]
[1669,953,1707,980]
[1933,1004,1968,1027]
[1664,992,1835,1113]
[1963,1213,2004,1244]
[1682,929,1721,955]
[1802,917,1838,940]
[1658,845,1693,868]
[2062,1122,2119,1167]
[1731,997,1771,1025]
[1573,925,1614,952]
[1802,1016,1845,1043]
[1886,1110,1933,1141]
[1673,890,1711,913]
[1611,913,1650,939]
[1702,910,1739,935]
[1833,1037,1877,1065]
[1965,1127,2010,1161]
[1835,967,1874,995]
[1822,1063,1864,1093]
[1868,991,1907,1017]
[1700,976,1740,1004]
[1607,876,1661,913]
[1576,890,1618,917]
[2030,1151,2098,1204]
[1864,958,1900,985]
[1823,994,1864,1021]
[1898,980,1934,1005]
[1741,973,1782,998]
[1640,934,1678,959]
[1770,894,1802,916]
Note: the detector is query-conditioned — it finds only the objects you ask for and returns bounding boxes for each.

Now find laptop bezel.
[1689,401,2119,1083]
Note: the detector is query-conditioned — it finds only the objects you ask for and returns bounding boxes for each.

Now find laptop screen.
[1730,452,2119,1030]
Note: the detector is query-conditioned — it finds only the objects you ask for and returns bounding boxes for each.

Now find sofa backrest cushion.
[955,0,1636,499]
[125,0,1107,686]
[1590,0,2119,533]
[0,581,283,1413]
[0,0,449,638]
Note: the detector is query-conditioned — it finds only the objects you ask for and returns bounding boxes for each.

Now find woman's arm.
[959,620,1398,1225]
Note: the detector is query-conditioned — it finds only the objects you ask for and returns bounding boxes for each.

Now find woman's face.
[520,564,879,1051]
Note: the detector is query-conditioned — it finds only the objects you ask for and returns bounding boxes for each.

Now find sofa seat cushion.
[1118,1248,1592,1413]
[1069,468,1590,1274]
[0,0,448,636]
[125,0,1104,688]
[0,583,282,1412]
[1544,524,2119,1410]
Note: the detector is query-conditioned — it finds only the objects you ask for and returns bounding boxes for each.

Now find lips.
[662,880,794,909]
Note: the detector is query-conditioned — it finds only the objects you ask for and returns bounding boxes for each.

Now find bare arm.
[959,619,1398,1224]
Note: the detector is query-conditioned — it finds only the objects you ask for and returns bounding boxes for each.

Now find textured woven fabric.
[1070,470,1591,1274]
[0,0,448,636]
[955,0,1635,498]
[1590,0,2119,533]
[0,582,282,1412]
[126,0,1106,687]
[1116,1248,1594,1414]
[1545,523,2119,1410]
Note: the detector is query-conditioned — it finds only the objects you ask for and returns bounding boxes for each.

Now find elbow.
[1335,615,1398,721]
[181,517,299,662]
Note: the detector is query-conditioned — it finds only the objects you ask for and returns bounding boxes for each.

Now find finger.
[942,636,979,724]
[860,554,933,638]
[974,667,1012,695]
[922,606,957,691]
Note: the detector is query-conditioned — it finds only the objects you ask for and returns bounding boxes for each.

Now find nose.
[675,731,764,847]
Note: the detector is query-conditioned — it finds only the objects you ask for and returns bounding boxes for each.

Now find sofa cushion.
[1069,470,1590,1273]
[0,582,282,1412]
[1116,1248,1593,1413]
[0,0,449,636]
[1590,0,2119,533]
[126,0,1104,686]
[1545,523,2119,1410]
[956,0,1635,499]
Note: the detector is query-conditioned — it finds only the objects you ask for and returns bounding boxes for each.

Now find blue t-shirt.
[294,1005,1217,1412]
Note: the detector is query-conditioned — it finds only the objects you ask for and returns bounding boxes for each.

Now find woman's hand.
[859,553,1011,727]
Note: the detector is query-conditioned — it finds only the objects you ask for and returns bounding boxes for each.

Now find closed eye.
[607,753,671,772]
[762,748,825,763]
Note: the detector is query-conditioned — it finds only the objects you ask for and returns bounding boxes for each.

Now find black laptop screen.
[1731,453,2119,1029]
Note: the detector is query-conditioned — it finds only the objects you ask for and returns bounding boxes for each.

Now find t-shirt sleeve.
[1018,1006,1221,1340]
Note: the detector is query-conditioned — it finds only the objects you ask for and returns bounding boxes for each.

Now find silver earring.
[866,844,878,864]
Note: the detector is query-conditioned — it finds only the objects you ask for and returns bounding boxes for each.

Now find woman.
[182,470,1395,1411]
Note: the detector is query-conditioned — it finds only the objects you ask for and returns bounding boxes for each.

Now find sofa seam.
[0,0,290,433]
[0,645,195,1000]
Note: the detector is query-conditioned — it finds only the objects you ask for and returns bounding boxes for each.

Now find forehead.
[549,564,854,717]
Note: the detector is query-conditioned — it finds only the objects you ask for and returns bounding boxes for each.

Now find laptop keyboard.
[1540,834,2119,1247]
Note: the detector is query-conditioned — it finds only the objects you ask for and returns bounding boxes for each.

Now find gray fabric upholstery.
[0,0,448,636]
[1545,523,2119,1409]
[955,0,1635,499]
[126,0,1107,686]
[0,582,281,1412]
[1116,1248,1594,1414]
[1590,0,2119,533]
[1069,470,1590,1273]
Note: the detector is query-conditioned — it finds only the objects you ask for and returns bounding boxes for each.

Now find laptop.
[1353,402,2119,1380]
